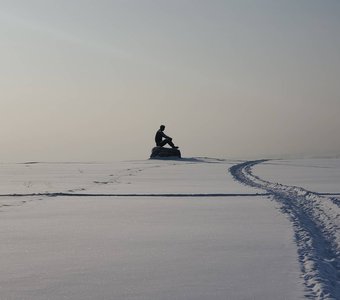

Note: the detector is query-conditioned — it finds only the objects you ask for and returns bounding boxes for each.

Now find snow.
[253,159,340,194]
[0,196,302,300]
[0,159,256,195]
[230,159,340,299]
[1,157,339,299]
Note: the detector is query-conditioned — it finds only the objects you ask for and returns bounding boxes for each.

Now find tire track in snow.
[230,160,340,300]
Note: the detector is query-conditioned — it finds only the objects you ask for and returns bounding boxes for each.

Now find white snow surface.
[230,159,340,300]
[253,159,340,194]
[0,158,256,195]
[1,157,339,299]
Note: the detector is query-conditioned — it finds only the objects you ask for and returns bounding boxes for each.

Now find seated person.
[155,125,178,148]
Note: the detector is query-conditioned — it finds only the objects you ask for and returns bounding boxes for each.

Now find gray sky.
[1,0,340,161]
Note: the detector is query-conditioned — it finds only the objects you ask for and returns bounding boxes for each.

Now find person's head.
[160,125,165,131]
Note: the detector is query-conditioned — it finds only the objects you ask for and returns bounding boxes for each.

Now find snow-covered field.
[0,158,339,299]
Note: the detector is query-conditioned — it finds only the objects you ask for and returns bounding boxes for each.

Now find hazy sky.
[1,0,340,161]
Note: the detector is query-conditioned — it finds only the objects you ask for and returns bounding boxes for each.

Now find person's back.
[155,129,165,146]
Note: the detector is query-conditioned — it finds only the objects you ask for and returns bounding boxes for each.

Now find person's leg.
[167,139,176,148]
[164,138,178,148]
[159,140,167,147]
[159,138,177,148]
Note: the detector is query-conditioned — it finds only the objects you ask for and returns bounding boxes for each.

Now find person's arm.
[161,131,171,139]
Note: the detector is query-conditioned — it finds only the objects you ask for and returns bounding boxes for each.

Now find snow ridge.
[230,160,340,300]
[0,192,268,198]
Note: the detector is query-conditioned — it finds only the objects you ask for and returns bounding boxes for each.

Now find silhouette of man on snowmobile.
[155,125,178,149]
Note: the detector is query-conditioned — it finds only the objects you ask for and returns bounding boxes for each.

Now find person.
[155,125,178,148]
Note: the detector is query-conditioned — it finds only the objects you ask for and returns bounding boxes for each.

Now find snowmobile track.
[230,160,340,300]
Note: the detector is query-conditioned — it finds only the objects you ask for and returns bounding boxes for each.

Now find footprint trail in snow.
[230,160,340,300]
